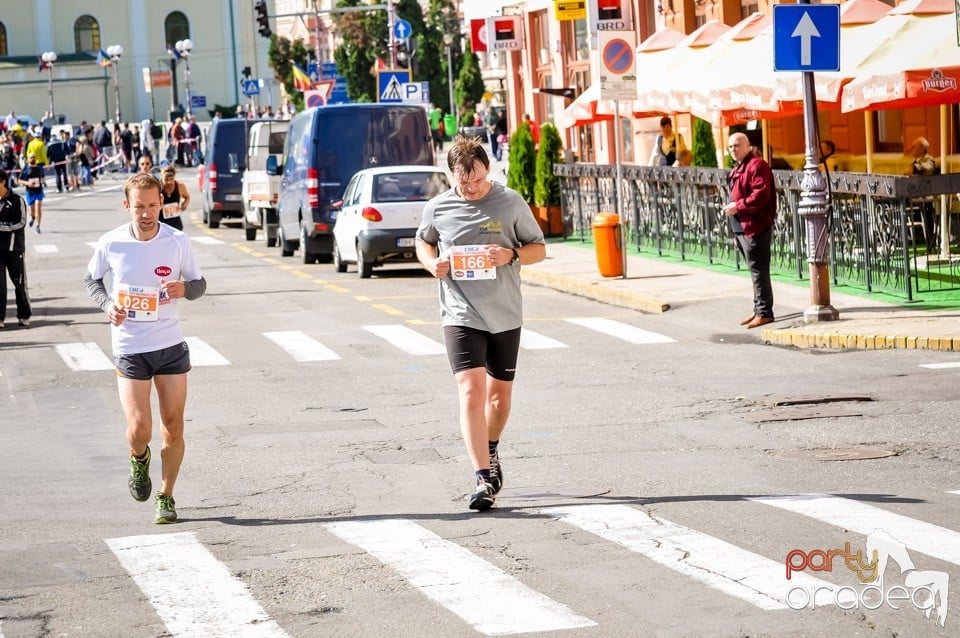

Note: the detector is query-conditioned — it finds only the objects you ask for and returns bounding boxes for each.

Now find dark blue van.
[277,104,434,263]
[201,118,254,228]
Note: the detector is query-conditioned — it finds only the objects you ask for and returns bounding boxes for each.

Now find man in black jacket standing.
[0,168,32,328]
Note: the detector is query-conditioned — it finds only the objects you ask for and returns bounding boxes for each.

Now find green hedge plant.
[534,123,563,207]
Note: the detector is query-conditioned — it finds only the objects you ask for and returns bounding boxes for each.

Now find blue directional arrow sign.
[773,4,840,72]
[393,19,412,41]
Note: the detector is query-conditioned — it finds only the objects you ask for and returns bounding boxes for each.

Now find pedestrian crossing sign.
[378,69,411,103]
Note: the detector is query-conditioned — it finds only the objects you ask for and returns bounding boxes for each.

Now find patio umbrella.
[841,0,958,112]
[557,84,615,129]
[636,20,731,115]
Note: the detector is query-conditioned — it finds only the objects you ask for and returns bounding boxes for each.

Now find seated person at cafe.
[904,137,939,252]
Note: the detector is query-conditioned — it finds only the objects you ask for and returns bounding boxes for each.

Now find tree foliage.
[507,122,536,203]
[425,0,462,115]
[534,123,563,207]
[692,117,718,168]
[455,42,485,123]
[267,35,311,112]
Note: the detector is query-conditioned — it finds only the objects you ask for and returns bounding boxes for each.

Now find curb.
[521,269,670,314]
[761,328,960,352]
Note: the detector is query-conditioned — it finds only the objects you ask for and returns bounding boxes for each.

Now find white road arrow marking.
[791,12,821,67]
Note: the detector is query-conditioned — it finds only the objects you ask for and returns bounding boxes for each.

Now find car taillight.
[197,165,205,190]
[208,165,217,193]
[307,168,319,208]
[361,207,383,222]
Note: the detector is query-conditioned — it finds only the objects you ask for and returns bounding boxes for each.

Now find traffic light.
[396,40,409,69]
[255,0,271,38]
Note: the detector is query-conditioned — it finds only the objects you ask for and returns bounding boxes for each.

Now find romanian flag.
[38,56,50,72]
[97,50,111,67]
[166,44,182,60]
[291,62,313,92]
[369,57,386,75]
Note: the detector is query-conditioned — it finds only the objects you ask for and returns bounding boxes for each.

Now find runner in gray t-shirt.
[416,135,545,511]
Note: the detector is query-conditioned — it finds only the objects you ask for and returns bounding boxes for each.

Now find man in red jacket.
[723,132,776,329]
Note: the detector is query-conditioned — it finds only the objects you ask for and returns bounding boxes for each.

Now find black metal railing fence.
[555,163,960,300]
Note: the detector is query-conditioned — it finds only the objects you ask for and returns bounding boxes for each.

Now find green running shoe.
[154,493,177,524]
[128,447,152,502]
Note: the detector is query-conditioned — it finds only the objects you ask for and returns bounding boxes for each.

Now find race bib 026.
[117,283,160,322]
[450,245,496,281]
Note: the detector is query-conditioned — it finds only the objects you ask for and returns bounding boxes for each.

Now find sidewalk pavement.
[521,241,960,352]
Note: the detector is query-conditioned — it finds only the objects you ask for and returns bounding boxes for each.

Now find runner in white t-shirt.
[416,135,546,511]
[83,172,207,525]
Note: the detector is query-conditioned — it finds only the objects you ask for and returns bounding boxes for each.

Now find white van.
[241,120,289,244]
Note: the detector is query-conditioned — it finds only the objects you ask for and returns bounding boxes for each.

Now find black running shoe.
[489,451,503,494]
[128,446,152,502]
[469,480,496,511]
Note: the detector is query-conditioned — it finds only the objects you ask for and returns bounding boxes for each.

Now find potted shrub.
[533,122,564,236]
[506,122,536,204]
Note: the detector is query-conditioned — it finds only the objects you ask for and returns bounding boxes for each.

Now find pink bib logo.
[155,266,172,277]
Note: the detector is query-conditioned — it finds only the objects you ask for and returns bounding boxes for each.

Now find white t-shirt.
[87,222,203,355]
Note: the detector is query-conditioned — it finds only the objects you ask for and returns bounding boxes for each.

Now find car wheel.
[357,243,373,279]
[208,211,221,229]
[244,222,257,241]
[264,210,277,248]
[333,241,347,273]
[279,226,295,257]
[300,223,318,265]
[202,207,208,225]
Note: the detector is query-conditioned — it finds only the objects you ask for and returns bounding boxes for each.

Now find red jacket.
[727,152,776,236]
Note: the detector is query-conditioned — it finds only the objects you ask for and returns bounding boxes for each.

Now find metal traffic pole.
[796,2,838,322]
[613,99,627,278]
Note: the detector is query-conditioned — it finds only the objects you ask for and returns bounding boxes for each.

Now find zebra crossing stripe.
[33,244,58,254]
[325,519,595,635]
[263,331,340,361]
[919,361,960,369]
[55,342,114,371]
[106,532,289,637]
[565,318,676,344]
[184,337,231,366]
[545,504,853,610]
[520,328,568,350]
[191,236,225,245]
[750,494,960,566]
[362,325,446,356]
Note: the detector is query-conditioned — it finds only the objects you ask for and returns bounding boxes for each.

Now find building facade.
[0,0,273,124]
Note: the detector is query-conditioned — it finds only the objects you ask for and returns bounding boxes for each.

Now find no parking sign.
[598,31,636,100]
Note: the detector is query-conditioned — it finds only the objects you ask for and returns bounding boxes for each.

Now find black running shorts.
[443,325,522,381]
[115,341,191,380]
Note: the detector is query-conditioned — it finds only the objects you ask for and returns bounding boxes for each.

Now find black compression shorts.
[443,325,522,381]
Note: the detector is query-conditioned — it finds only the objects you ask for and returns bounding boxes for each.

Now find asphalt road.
[2,171,960,637]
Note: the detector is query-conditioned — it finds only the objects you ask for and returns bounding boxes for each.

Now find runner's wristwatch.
[510,248,520,264]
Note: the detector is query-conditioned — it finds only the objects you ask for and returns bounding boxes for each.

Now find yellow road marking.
[372,303,404,316]
[326,284,350,293]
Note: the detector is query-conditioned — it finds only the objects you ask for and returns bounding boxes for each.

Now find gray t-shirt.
[417,181,545,333]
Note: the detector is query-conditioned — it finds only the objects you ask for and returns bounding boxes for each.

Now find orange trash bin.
[592,212,623,277]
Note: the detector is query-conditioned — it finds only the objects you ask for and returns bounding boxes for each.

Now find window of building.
[165,11,190,48]
[0,23,7,56]
[531,10,550,66]
[741,2,759,19]
[561,18,589,65]
[74,15,100,53]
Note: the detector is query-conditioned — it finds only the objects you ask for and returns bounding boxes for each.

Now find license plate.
[396,237,415,247]
[225,194,242,201]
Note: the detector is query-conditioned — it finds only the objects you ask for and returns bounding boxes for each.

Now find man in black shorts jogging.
[416,135,546,511]
[83,172,207,524]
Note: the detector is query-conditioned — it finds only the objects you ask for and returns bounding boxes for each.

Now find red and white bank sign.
[470,18,488,53]
[588,0,633,32]
[484,16,524,51]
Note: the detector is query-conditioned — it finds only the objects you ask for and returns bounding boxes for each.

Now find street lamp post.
[443,33,456,128]
[41,51,57,121]
[175,39,194,117]
[107,44,124,122]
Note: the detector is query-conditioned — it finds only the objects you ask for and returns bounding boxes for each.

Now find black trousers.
[52,163,67,191]
[735,228,774,318]
[0,250,31,322]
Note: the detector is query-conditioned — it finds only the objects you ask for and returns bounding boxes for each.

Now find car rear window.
[373,172,450,202]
